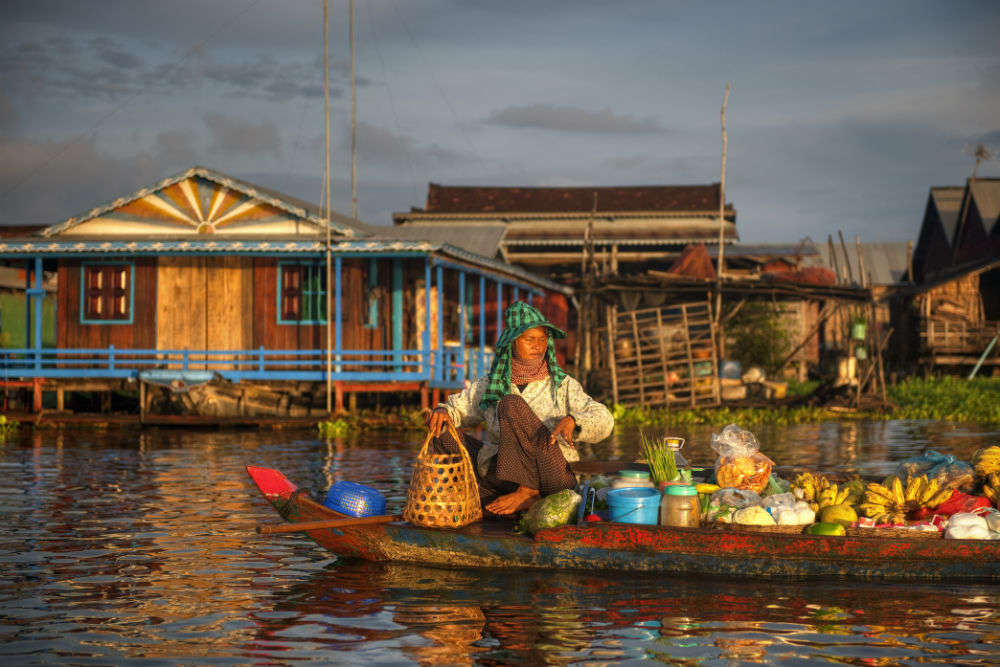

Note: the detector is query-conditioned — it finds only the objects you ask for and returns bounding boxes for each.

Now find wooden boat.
[248,466,1000,582]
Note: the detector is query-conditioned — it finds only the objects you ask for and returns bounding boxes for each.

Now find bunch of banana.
[973,446,1000,478]
[982,472,1000,505]
[858,474,952,524]
[815,483,851,510]
[791,472,832,511]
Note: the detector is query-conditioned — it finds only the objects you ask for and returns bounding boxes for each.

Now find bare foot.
[486,486,540,515]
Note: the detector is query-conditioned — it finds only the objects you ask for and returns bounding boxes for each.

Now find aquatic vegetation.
[317,419,351,438]
[0,416,17,442]
[888,377,1000,423]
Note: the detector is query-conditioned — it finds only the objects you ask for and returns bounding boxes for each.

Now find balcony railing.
[0,346,494,389]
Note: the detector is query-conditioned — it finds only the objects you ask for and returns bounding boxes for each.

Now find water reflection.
[1,422,999,665]
[257,560,1000,665]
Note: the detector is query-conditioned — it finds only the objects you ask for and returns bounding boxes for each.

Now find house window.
[81,263,132,323]
[279,261,327,324]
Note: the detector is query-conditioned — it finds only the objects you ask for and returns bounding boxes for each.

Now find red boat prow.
[247,465,298,499]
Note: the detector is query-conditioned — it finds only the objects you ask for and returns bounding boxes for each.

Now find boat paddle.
[256,514,402,535]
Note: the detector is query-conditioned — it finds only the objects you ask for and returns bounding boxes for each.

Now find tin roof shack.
[577,243,871,408]
[891,178,1000,375]
[393,183,737,284]
[0,167,569,419]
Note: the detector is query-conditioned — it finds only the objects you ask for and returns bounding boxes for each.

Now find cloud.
[340,121,469,168]
[486,104,666,134]
[0,136,163,224]
[0,93,16,131]
[155,130,199,166]
[204,113,280,156]
[90,36,143,70]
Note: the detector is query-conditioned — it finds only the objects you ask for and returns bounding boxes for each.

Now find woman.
[427,301,614,515]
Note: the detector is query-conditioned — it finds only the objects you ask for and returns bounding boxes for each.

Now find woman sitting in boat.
[427,301,614,516]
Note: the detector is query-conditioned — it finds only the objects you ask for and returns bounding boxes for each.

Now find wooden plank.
[681,304,696,408]
[606,303,619,405]
[629,310,645,404]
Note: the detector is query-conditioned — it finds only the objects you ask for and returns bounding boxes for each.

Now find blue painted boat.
[248,466,1000,583]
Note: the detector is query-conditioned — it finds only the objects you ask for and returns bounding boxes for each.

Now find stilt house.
[0,167,570,416]
[894,179,1000,374]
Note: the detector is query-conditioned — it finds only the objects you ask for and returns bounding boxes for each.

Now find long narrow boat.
[248,466,1000,582]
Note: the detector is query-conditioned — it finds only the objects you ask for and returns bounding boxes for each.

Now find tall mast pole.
[350,0,358,220]
[714,83,730,343]
[324,0,333,414]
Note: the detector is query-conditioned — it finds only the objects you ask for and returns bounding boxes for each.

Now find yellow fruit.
[865,483,893,504]
[819,503,858,526]
[696,483,720,495]
[926,487,953,508]
[920,478,940,505]
[890,476,906,505]
[973,446,1000,477]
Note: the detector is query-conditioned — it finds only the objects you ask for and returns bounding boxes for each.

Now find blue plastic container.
[719,360,741,379]
[323,481,387,518]
[606,487,660,525]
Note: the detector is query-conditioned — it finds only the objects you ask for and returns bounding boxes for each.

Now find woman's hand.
[426,407,453,436]
[549,415,576,447]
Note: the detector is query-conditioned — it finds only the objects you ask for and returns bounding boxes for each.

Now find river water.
[2,421,1000,665]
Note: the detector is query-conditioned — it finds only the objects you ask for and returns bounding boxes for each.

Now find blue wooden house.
[0,167,571,417]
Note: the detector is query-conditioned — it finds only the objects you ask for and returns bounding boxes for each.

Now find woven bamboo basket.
[403,424,482,528]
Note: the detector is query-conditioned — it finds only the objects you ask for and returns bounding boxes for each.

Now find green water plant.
[0,415,18,442]
[317,418,351,438]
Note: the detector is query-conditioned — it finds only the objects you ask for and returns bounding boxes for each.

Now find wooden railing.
[597,302,719,408]
[920,319,1000,354]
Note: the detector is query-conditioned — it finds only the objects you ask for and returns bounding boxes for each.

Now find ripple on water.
[2,424,1000,665]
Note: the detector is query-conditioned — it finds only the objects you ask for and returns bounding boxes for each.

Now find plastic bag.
[516,489,581,535]
[911,490,991,519]
[711,424,774,494]
[893,451,974,491]
[705,487,762,522]
[762,492,798,512]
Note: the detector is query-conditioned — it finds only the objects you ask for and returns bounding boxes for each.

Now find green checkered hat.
[479,301,566,411]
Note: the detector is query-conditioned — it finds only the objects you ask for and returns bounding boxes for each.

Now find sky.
[1,0,997,245]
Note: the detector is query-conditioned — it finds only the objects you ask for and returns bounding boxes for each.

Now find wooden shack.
[892,179,1000,374]
[0,167,570,417]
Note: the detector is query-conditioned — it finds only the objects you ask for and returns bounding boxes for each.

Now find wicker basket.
[403,424,482,528]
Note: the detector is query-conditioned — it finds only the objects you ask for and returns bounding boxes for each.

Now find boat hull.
[248,466,1000,582]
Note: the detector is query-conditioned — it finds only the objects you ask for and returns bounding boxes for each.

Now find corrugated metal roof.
[42,166,365,238]
[805,241,911,285]
[969,179,1000,231]
[930,186,964,242]
[367,223,507,259]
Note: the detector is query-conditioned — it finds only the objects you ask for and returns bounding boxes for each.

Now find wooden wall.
[57,258,156,349]
[157,256,253,367]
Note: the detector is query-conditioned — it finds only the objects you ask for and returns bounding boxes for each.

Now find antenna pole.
[713,83,730,342]
[350,0,358,220]
[324,0,333,415]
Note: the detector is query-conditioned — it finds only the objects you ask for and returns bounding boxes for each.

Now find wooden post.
[420,384,429,411]
[681,304,697,407]
[334,380,344,414]
[871,300,888,405]
[828,234,842,284]
[709,306,721,405]
[138,382,144,423]
[606,304,618,406]
[56,387,65,412]
[838,231,855,284]
[655,308,670,407]
[855,235,867,288]
[33,378,42,413]
[630,311,645,404]
[906,240,914,283]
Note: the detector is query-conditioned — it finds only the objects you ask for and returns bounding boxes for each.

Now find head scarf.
[479,301,567,411]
